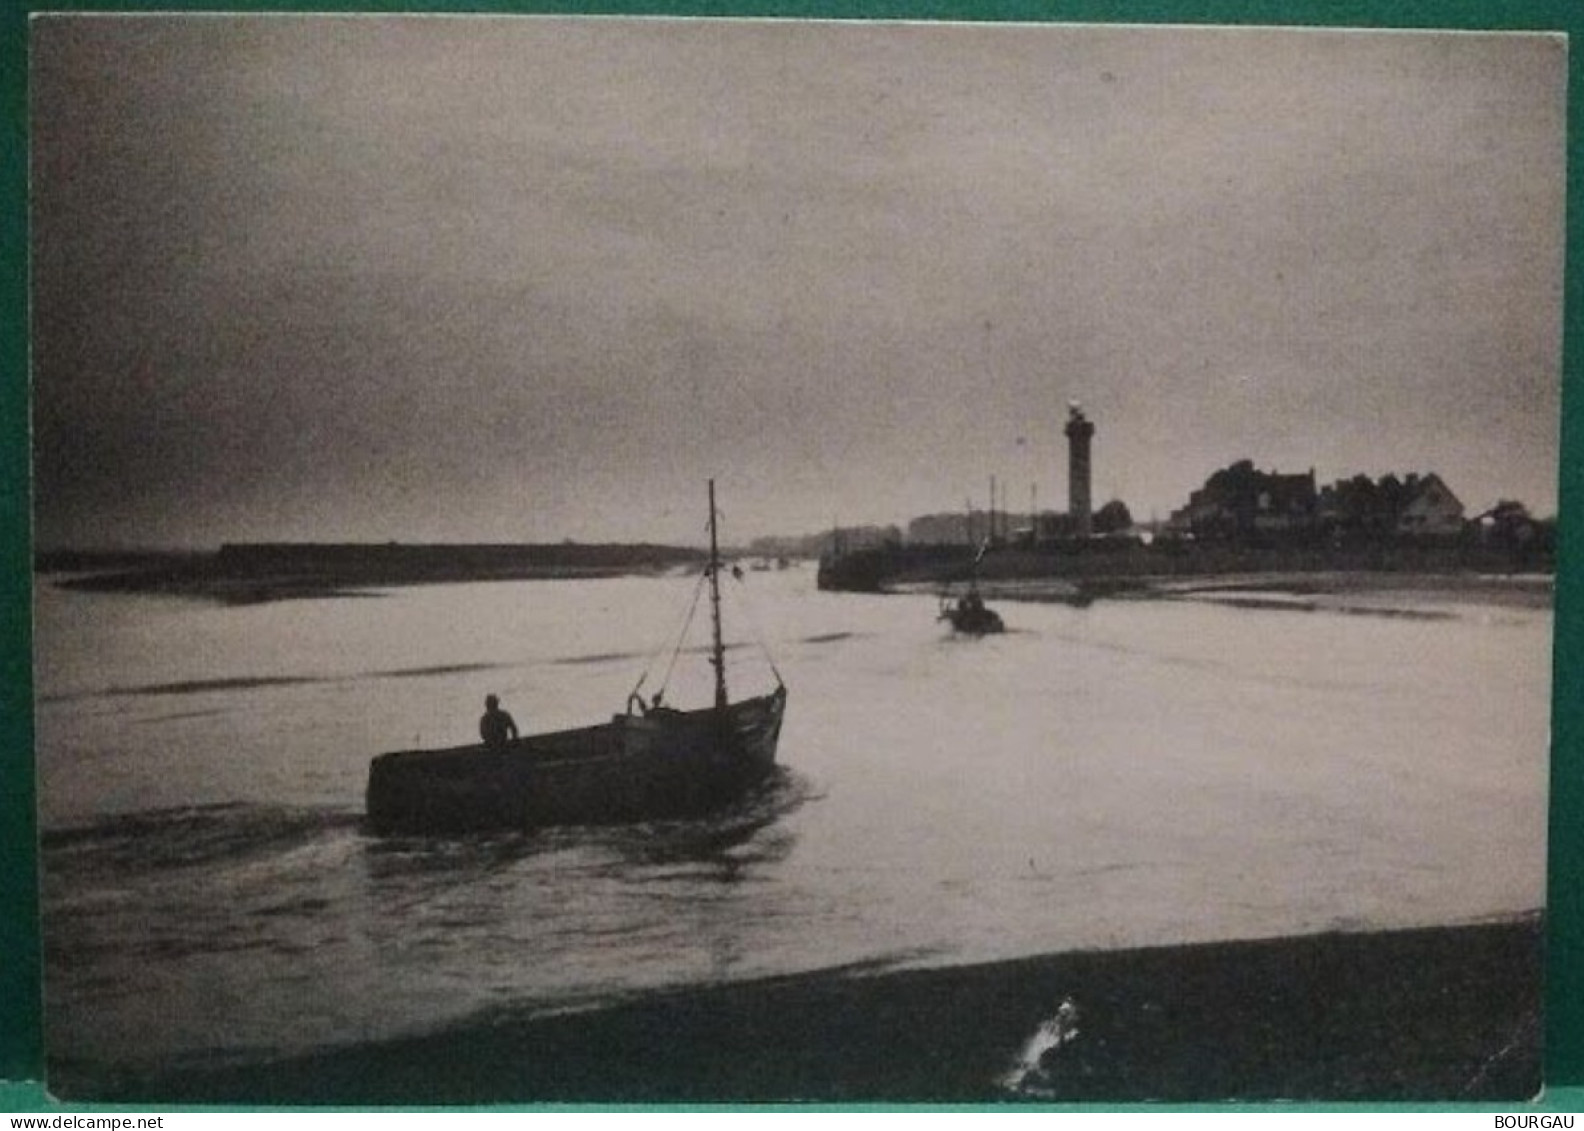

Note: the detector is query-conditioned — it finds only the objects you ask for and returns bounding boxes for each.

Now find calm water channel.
[33,565,1551,1087]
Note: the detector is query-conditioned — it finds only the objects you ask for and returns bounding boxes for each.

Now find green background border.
[3,0,1581,1113]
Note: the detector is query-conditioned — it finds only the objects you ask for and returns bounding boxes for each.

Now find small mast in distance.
[707,477,728,712]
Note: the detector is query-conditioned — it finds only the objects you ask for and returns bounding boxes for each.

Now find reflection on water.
[34,567,1551,1085]
[360,767,812,879]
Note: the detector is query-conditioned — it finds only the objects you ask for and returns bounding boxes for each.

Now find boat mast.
[707,478,728,712]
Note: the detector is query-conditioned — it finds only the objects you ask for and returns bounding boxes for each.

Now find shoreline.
[902,570,1554,612]
[40,556,1556,609]
[47,565,655,604]
[34,542,712,603]
[85,916,1543,1105]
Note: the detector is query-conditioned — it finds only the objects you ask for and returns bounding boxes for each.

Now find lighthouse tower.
[1064,402,1095,539]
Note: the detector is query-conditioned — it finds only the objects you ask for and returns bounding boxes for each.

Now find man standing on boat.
[479,694,519,749]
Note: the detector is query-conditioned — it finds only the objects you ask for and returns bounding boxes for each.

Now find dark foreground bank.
[83,917,1542,1105]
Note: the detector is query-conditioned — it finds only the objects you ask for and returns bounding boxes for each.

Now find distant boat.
[939,586,1005,635]
[938,539,1005,635]
[366,481,788,835]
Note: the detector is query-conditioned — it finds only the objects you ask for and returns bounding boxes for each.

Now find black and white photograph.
[29,14,1562,1103]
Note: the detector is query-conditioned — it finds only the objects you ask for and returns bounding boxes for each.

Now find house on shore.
[1168,462,1467,543]
[1392,473,1465,536]
[1167,460,1318,540]
[1317,472,1465,539]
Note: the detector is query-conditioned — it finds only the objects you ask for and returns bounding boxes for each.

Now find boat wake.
[598,767,817,869]
[359,766,818,877]
[43,802,363,880]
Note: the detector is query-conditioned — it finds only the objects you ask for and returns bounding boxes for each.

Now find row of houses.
[1164,460,1467,541]
[905,505,1131,546]
[781,460,1531,561]
[900,462,1472,549]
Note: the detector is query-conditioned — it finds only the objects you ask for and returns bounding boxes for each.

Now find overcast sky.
[30,16,1566,549]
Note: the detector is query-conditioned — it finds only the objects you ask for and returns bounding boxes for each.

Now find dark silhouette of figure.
[479,694,519,749]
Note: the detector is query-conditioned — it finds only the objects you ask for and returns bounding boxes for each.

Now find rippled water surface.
[34,566,1551,1084]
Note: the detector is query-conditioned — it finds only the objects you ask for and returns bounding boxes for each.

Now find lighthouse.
[1064,402,1095,539]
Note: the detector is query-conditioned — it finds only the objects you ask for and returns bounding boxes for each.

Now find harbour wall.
[817,538,1553,593]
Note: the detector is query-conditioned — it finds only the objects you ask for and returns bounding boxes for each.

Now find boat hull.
[940,598,1005,635]
[946,607,1004,634]
[366,686,787,835]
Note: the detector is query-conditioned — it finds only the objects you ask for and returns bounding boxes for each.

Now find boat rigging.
[938,538,1005,635]
[366,481,788,835]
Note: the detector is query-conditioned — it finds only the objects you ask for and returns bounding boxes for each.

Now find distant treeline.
[41,542,711,602]
[213,541,707,573]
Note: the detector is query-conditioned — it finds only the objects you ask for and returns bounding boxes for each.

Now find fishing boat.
[366,481,788,835]
[939,586,1005,635]
[938,539,1005,635]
